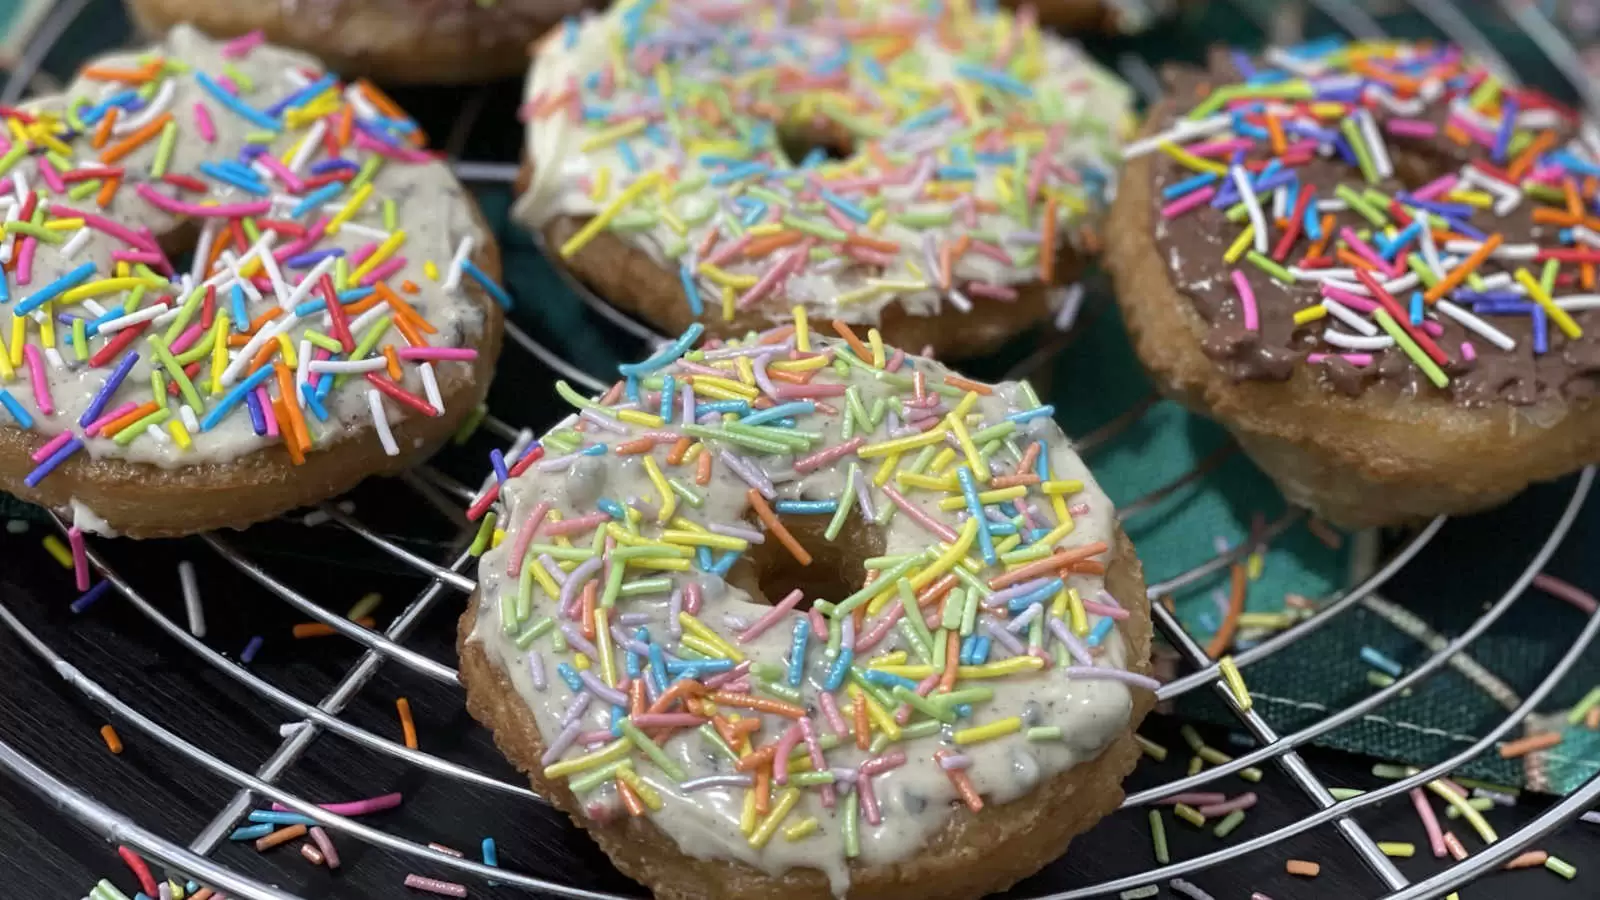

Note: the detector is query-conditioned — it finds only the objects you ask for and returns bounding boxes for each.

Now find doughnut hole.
[777,119,855,167]
[727,512,885,610]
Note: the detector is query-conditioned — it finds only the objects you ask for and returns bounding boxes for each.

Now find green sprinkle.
[842,789,861,858]
[618,719,686,780]
[758,679,802,704]
[1335,182,1388,226]
[468,511,498,556]
[898,719,941,741]
[699,724,737,762]
[1246,250,1295,284]
[892,685,957,723]
[1179,725,1206,751]
[679,423,787,454]
[1119,888,1159,900]
[823,462,859,541]
[111,407,171,446]
[151,120,178,178]
[567,759,630,794]
[781,214,850,242]
[790,771,835,786]
[1212,809,1246,838]
[221,63,254,91]
[5,221,64,244]
[383,198,398,232]
[1546,855,1577,880]
[1149,810,1170,864]
[618,577,672,597]
[1340,117,1379,184]
[1443,797,1496,818]
[1136,734,1168,761]
[349,155,384,193]
[1329,787,1365,800]
[1026,726,1063,741]
[1374,309,1448,388]
[1187,755,1204,777]
[512,616,554,650]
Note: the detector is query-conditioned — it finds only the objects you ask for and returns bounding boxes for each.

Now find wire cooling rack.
[4,0,1600,898]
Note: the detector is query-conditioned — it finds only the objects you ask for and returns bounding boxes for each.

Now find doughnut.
[513,0,1134,358]
[125,0,596,84]
[1017,0,1177,33]
[0,26,505,538]
[1106,39,1600,527]
[458,320,1155,899]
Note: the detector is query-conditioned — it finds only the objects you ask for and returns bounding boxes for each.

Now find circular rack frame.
[3,1,1600,898]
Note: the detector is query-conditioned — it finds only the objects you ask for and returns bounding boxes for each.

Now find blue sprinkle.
[710,551,739,577]
[647,644,669,694]
[597,498,626,520]
[245,390,267,436]
[660,374,676,422]
[195,72,281,131]
[823,649,852,692]
[1160,172,1219,200]
[229,823,275,841]
[679,261,702,316]
[300,383,330,421]
[15,262,96,315]
[490,449,509,484]
[1006,405,1054,424]
[773,500,838,515]
[231,284,248,331]
[241,635,265,664]
[0,389,33,427]
[291,182,343,218]
[461,260,513,309]
[1087,616,1115,648]
[482,837,499,868]
[742,401,813,426]
[820,189,869,224]
[248,810,317,826]
[788,618,810,687]
[556,663,584,692]
[71,580,113,614]
[860,668,917,691]
[698,400,750,415]
[953,63,1032,97]
[619,324,703,376]
[202,366,276,431]
[24,436,82,488]
[1360,646,1403,677]
[1409,291,1424,326]
[1007,578,1064,614]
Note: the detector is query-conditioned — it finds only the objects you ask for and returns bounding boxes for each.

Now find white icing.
[1,26,492,469]
[70,496,116,536]
[513,1,1132,326]
[469,334,1140,894]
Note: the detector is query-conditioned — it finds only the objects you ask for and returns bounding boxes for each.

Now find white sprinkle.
[1231,165,1269,255]
[419,362,444,416]
[12,170,27,205]
[115,79,176,135]
[287,120,326,174]
[95,304,166,335]
[282,256,337,310]
[44,347,67,371]
[1121,114,1232,160]
[1435,300,1516,350]
[1169,879,1217,900]
[251,234,292,308]
[1557,295,1600,312]
[59,227,92,261]
[346,302,391,338]
[443,236,475,293]
[944,286,973,313]
[178,560,205,638]
[220,314,296,386]
[369,389,398,456]
[309,358,388,374]
[295,339,313,407]
[1321,298,1379,336]
[1052,283,1085,331]
[1322,330,1395,351]
[338,222,391,242]
[190,221,220,286]
[1358,110,1392,179]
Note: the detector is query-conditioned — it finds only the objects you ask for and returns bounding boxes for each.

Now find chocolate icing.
[1146,47,1600,408]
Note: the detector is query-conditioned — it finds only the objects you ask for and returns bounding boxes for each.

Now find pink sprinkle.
[817,688,848,736]
[880,484,959,542]
[16,236,34,285]
[775,382,847,399]
[272,792,402,816]
[216,76,239,95]
[1307,352,1374,366]
[542,512,608,536]
[1411,787,1448,857]
[22,346,52,415]
[737,589,803,643]
[396,347,476,361]
[966,281,1019,301]
[1161,185,1216,219]
[1232,269,1258,331]
[1420,319,1444,338]
[309,826,339,869]
[253,153,304,193]
[736,240,813,310]
[1412,174,1458,202]
[793,435,864,474]
[220,30,266,58]
[1461,341,1477,361]
[771,723,803,784]
[36,157,65,194]
[111,250,161,265]
[1197,792,1258,816]
[85,402,138,437]
[257,386,278,438]
[506,501,551,578]
[684,581,702,615]
[168,323,205,356]
[136,184,270,218]
[31,430,74,463]
[1321,285,1381,313]
[1340,227,1403,279]
[1187,138,1254,158]
[1386,118,1438,138]
[1081,599,1130,620]
[629,713,706,729]
[358,256,406,287]
[1533,572,1598,614]
[402,875,466,898]
[68,526,89,591]
[858,767,883,825]
[193,103,217,143]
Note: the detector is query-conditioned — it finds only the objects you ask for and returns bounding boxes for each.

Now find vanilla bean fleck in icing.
[1,26,500,486]
[514,0,1133,327]
[468,323,1151,894]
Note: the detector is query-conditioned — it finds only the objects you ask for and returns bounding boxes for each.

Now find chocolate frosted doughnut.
[514,0,1134,358]
[125,0,597,83]
[460,322,1154,899]
[0,27,505,537]
[1107,40,1600,527]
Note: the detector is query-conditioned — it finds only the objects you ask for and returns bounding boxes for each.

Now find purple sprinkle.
[1048,619,1092,666]
[559,623,601,660]
[616,612,653,626]
[981,616,1026,655]
[1063,667,1161,691]
[938,753,973,770]
[540,721,582,765]
[24,436,83,488]
[577,670,629,706]
[560,692,592,727]
[528,650,547,692]
[241,635,264,663]
[285,248,344,269]
[668,588,684,636]
[79,352,139,427]
[708,522,764,543]
[71,580,113,614]
[680,774,753,792]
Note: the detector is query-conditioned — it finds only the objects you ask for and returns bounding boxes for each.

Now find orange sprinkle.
[292,618,376,638]
[1444,122,1471,147]
[854,697,871,750]
[616,777,646,816]
[343,292,384,316]
[1265,113,1287,155]
[1336,248,1381,272]
[829,319,870,360]
[100,724,123,754]
[1206,564,1248,659]
[92,107,118,150]
[916,573,958,609]
[988,543,1108,589]
[581,581,598,640]
[696,449,712,485]
[845,232,899,254]
[935,749,983,811]
[1286,860,1321,878]
[1566,177,1585,220]
[1068,560,1106,576]
[757,324,795,345]
[747,489,811,566]
[1508,131,1557,182]
[1505,851,1549,870]
[1015,442,1040,476]
[943,374,992,395]
[1532,207,1581,227]
[1499,731,1561,759]
[396,697,418,750]
[988,473,1040,489]
[401,280,419,293]
[733,744,778,773]
[614,438,656,455]
[1306,215,1337,258]
[100,112,172,164]
[742,230,804,258]
[1583,263,1595,292]
[100,402,161,437]
[272,397,305,465]
[382,344,403,381]
[1039,197,1057,283]
[247,307,283,334]
[95,176,119,209]
[754,766,772,814]
[710,690,805,719]
[1587,705,1600,729]
[666,436,692,465]
[629,678,646,717]
[938,240,954,288]
[335,105,354,148]
[275,364,310,453]
[81,60,161,83]
[1424,233,1502,302]
[255,825,307,852]
[375,282,437,334]
[939,630,960,692]
[1443,831,1468,861]
[358,80,426,146]
[644,678,706,716]
[391,314,425,349]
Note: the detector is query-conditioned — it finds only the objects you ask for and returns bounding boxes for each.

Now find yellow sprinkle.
[1516,268,1583,339]
[1039,479,1084,495]
[325,183,373,235]
[872,453,900,488]
[9,316,25,369]
[41,535,73,568]
[953,716,1023,745]
[937,485,1026,511]
[1293,305,1327,326]
[770,355,829,373]
[1445,189,1494,208]
[749,787,801,849]
[614,764,663,811]
[545,739,630,779]
[1426,780,1498,843]
[897,472,959,491]
[1067,587,1089,636]
[908,519,979,591]
[858,426,948,459]
[617,409,666,427]
[350,229,407,283]
[44,218,84,231]
[739,785,759,835]
[1218,656,1252,712]
[867,328,885,368]
[746,222,784,237]
[573,653,590,671]
[679,612,746,662]
[929,447,958,475]
[591,166,612,202]
[721,285,735,323]
[580,117,648,152]
[945,413,984,475]
[423,260,439,281]
[1158,141,1228,175]
[642,456,676,522]
[276,333,297,369]
[660,530,747,551]
[961,656,1046,678]
[1224,223,1256,265]
[560,171,663,259]
[691,375,757,398]
[783,817,820,841]
[1378,842,1415,858]
[950,390,980,421]
[793,306,810,351]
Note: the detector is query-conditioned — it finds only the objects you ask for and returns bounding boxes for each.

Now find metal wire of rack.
[2,1,1600,898]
